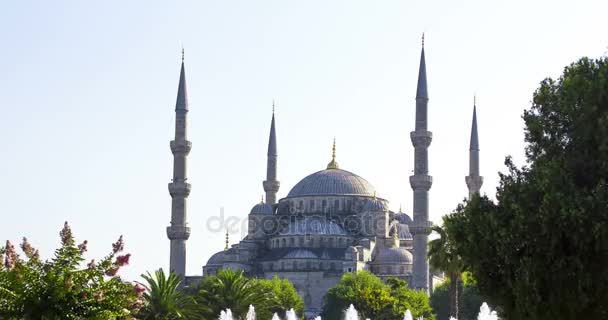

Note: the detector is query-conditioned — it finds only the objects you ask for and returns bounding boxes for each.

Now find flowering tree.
[0,222,143,319]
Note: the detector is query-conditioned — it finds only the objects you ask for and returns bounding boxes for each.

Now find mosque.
[165,38,483,317]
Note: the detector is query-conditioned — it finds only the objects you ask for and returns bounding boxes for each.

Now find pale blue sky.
[1,0,606,280]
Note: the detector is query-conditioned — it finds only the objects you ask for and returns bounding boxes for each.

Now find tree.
[430,272,486,320]
[0,222,140,319]
[195,269,274,320]
[321,271,435,320]
[444,57,608,320]
[428,223,464,319]
[138,269,200,320]
[258,276,304,319]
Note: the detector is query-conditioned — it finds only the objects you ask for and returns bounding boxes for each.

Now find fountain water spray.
[245,305,256,320]
[403,309,413,320]
[344,304,359,320]
[271,313,280,320]
[477,302,498,320]
[285,308,297,320]
[218,309,234,320]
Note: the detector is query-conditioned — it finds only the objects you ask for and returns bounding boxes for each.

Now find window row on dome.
[282,196,356,214]
[269,235,355,249]
[261,259,347,272]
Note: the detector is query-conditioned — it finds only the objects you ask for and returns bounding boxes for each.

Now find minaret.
[465,97,483,198]
[409,34,433,293]
[262,102,280,205]
[166,50,192,281]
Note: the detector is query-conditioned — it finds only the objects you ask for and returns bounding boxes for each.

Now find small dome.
[389,222,413,240]
[363,197,387,211]
[206,251,225,265]
[287,169,377,197]
[283,249,319,259]
[394,212,412,224]
[280,216,347,236]
[373,247,413,264]
[250,202,274,215]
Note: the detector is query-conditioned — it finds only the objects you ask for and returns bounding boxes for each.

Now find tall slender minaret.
[465,97,483,198]
[167,50,191,280]
[262,103,280,205]
[409,34,433,293]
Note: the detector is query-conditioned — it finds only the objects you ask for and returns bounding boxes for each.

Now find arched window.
[290,238,295,247]
[281,238,286,247]
[400,266,405,274]
[299,200,304,209]
[334,199,340,211]
[322,200,327,210]
[309,200,315,210]
[299,237,304,247]
[328,237,334,248]
[330,262,335,270]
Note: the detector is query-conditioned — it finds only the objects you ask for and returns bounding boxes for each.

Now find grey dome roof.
[394,212,412,224]
[280,216,347,236]
[283,249,319,259]
[287,169,377,197]
[363,198,387,211]
[389,222,413,240]
[250,202,274,215]
[206,251,225,265]
[373,247,413,264]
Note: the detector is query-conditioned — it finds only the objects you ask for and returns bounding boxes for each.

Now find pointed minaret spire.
[263,102,280,205]
[466,96,483,198]
[326,138,339,169]
[167,52,192,282]
[410,34,432,294]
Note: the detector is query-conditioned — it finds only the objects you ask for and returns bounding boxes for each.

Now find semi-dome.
[363,197,387,211]
[250,202,274,215]
[206,251,225,265]
[280,216,347,236]
[389,222,413,240]
[373,247,413,264]
[287,168,377,197]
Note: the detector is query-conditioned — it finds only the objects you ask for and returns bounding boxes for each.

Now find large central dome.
[287,168,377,197]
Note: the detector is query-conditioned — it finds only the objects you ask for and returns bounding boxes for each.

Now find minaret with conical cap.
[465,97,483,198]
[409,34,433,293]
[167,50,192,281]
[262,102,280,205]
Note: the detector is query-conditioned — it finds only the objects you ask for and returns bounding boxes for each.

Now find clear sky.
[1,0,606,280]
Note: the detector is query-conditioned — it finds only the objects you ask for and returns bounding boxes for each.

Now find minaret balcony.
[168,181,192,197]
[263,180,280,192]
[410,131,433,148]
[409,221,432,235]
[167,225,191,240]
[170,140,192,154]
[465,175,484,189]
[409,175,433,191]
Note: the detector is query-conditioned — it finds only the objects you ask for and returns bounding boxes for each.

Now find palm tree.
[196,269,273,320]
[429,223,464,319]
[138,269,199,320]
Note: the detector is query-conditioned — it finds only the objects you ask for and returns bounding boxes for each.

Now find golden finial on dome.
[326,138,339,169]
[422,32,425,48]
[373,191,377,200]
[225,229,229,251]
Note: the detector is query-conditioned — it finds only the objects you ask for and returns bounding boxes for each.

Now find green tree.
[195,269,273,320]
[430,273,486,320]
[321,271,435,320]
[444,57,608,320]
[258,276,304,319]
[0,222,139,319]
[428,223,464,319]
[138,269,200,320]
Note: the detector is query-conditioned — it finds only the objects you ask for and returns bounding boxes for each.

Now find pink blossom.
[134,283,146,294]
[78,240,88,253]
[87,259,97,270]
[3,240,18,270]
[59,221,74,245]
[116,254,131,266]
[112,235,124,253]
